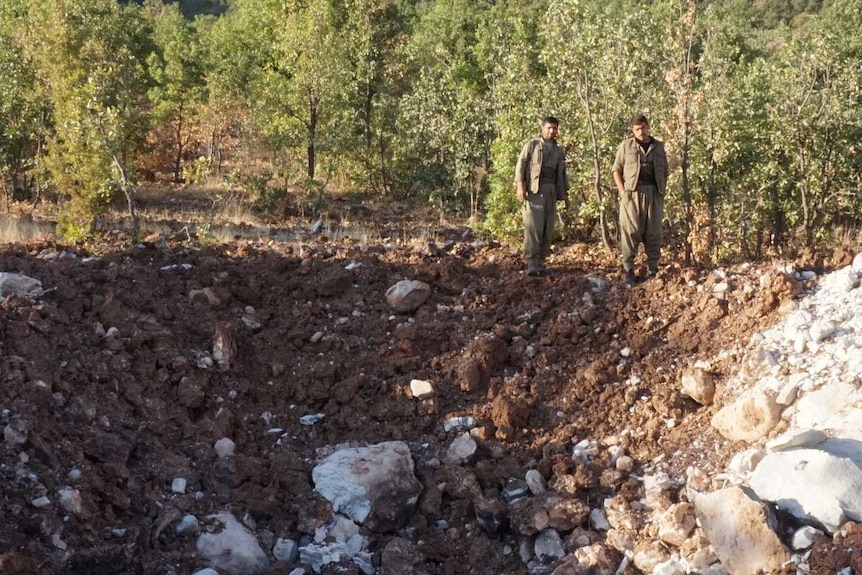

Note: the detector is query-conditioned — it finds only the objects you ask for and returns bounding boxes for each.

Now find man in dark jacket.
[514,116,570,276]
[612,114,669,285]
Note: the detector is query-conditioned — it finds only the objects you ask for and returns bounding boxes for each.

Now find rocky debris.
[0,272,43,297]
[692,486,790,575]
[1,230,860,575]
[445,432,477,464]
[680,365,715,405]
[385,279,431,313]
[298,514,372,574]
[409,378,435,399]
[214,437,235,458]
[749,448,862,531]
[196,513,270,575]
[764,427,827,451]
[311,441,422,532]
[272,538,299,564]
[710,389,782,443]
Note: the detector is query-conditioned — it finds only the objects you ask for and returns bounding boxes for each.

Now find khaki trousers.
[523,183,557,269]
[619,184,663,272]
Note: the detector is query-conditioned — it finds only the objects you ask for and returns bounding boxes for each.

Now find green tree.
[396,0,495,216]
[145,0,207,182]
[544,0,660,248]
[0,0,43,205]
[25,0,153,239]
[767,0,862,248]
[477,0,550,237]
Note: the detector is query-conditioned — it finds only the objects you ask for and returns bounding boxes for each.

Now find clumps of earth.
[0,223,860,575]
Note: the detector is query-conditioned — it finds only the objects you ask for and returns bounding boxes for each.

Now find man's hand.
[516,182,527,202]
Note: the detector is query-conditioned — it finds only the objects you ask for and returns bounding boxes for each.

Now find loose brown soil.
[0,203,853,575]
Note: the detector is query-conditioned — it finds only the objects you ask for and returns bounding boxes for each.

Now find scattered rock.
[711,390,783,443]
[385,280,431,313]
[680,367,715,406]
[196,513,269,575]
[693,486,790,575]
[749,448,862,532]
[312,441,422,532]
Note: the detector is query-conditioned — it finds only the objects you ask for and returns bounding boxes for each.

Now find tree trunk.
[307,96,318,180]
[173,106,184,183]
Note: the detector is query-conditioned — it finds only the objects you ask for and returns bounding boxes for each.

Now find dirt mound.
[0,233,829,574]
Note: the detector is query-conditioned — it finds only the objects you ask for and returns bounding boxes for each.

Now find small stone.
[443,416,476,432]
[57,489,82,515]
[525,470,547,495]
[445,433,477,464]
[503,478,531,503]
[616,455,635,473]
[534,529,565,564]
[310,331,324,343]
[589,508,611,531]
[31,497,51,509]
[273,537,299,564]
[214,437,235,458]
[792,525,823,550]
[171,477,187,494]
[765,429,827,452]
[680,367,716,406]
[3,425,27,447]
[175,515,199,537]
[409,379,435,399]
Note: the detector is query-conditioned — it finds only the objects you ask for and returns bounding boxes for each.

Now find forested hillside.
[1,0,859,259]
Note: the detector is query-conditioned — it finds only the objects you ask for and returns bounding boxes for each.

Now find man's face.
[631,122,650,143]
[541,122,559,141]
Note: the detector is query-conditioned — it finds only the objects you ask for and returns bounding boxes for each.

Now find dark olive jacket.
[612,137,669,195]
[515,138,570,200]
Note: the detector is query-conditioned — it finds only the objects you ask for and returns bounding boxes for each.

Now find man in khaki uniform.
[612,114,669,285]
[514,116,570,276]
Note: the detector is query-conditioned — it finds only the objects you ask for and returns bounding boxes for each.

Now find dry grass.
[0,214,55,244]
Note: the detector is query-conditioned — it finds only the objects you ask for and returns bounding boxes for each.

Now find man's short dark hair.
[542,116,560,126]
[630,114,649,126]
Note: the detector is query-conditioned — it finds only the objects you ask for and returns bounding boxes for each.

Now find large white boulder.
[312,441,422,532]
[692,487,789,575]
[196,513,269,575]
[749,448,862,532]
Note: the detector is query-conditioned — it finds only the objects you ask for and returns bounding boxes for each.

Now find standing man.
[612,114,669,285]
[515,116,570,276]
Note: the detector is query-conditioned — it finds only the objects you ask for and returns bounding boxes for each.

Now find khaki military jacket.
[612,137,668,195]
[515,138,570,200]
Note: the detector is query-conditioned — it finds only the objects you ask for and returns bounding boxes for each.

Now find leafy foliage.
[2,0,860,258]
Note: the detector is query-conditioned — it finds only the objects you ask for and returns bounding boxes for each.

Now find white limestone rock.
[445,433,477,464]
[727,449,765,478]
[711,390,782,443]
[409,379,435,399]
[765,428,827,452]
[681,367,716,406]
[214,437,235,458]
[57,489,82,516]
[692,487,789,575]
[791,525,823,550]
[794,382,862,435]
[196,513,269,575]
[656,503,696,547]
[749,448,862,532]
[273,538,299,564]
[312,441,422,532]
